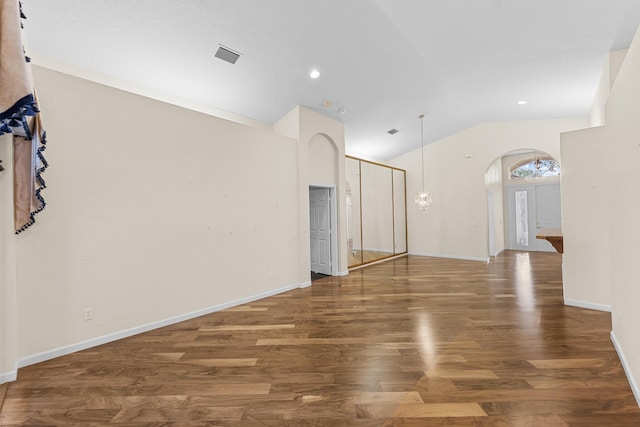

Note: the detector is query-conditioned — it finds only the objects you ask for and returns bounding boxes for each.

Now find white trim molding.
[0,369,17,385]
[611,331,640,408]
[564,298,612,312]
[16,281,306,371]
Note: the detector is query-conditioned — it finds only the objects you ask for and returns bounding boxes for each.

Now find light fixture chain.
[420,115,425,192]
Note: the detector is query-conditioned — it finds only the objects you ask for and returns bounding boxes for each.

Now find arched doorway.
[486,149,562,255]
[308,134,339,277]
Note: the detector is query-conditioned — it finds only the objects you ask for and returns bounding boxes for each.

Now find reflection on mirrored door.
[393,169,407,254]
[346,157,362,267]
[361,161,394,261]
[346,156,407,269]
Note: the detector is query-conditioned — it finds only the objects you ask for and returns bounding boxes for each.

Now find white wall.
[484,158,504,256]
[391,118,587,261]
[309,134,338,186]
[589,49,628,127]
[0,135,18,382]
[275,106,348,280]
[1,69,348,381]
[561,28,640,404]
[560,126,611,310]
[7,66,304,367]
[606,29,640,403]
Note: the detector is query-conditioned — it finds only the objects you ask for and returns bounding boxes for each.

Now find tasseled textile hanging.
[0,0,47,233]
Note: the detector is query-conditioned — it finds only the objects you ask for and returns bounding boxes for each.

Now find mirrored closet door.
[346,156,407,268]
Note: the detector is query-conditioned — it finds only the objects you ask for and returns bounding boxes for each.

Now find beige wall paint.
[0,134,18,380]
[484,158,504,256]
[589,49,629,127]
[10,66,302,361]
[309,134,338,186]
[561,28,640,403]
[33,54,271,131]
[606,28,640,402]
[560,126,610,309]
[609,49,629,90]
[589,53,611,127]
[391,118,587,260]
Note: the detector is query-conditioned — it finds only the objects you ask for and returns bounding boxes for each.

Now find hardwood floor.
[2,250,639,426]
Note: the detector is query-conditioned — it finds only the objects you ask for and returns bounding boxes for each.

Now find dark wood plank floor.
[2,250,639,426]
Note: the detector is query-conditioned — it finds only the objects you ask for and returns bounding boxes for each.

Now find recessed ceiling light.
[517,100,528,105]
[310,69,320,79]
[322,100,332,107]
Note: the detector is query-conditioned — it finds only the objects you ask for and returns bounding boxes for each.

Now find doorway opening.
[485,149,562,256]
[309,185,338,277]
[507,183,561,252]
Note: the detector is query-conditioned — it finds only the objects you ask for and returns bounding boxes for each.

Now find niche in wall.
[346,156,407,268]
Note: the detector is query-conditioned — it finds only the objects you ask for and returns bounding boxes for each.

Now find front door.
[534,183,562,252]
[310,188,332,275]
[507,183,561,252]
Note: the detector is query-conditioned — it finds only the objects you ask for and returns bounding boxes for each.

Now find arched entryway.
[485,149,561,255]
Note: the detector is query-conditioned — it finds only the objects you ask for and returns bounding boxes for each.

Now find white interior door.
[310,188,332,275]
[507,183,561,252]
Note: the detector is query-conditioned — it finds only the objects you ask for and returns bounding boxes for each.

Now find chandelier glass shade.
[414,114,432,211]
[414,191,433,211]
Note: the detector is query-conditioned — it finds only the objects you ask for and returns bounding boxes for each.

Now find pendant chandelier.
[414,114,432,211]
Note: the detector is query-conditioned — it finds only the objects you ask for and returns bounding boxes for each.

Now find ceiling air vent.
[387,129,399,135]
[215,45,241,64]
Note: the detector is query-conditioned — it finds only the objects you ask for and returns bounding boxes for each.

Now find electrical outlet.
[83,307,93,321]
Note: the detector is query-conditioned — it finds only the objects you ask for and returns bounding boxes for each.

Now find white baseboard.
[16,281,306,371]
[298,281,312,288]
[0,369,17,385]
[409,252,489,263]
[611,331,640,408]
[564,298,612,312]
[336,270,349,277]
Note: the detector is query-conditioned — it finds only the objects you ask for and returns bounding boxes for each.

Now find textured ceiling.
[23,0,640,160]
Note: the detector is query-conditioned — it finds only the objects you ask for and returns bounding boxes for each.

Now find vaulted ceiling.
[24,0,640,160]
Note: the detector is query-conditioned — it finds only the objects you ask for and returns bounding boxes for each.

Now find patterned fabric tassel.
[1,0,48,233]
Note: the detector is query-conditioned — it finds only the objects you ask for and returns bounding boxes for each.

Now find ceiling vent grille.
[215,45,241,64]
[387,129,399,135]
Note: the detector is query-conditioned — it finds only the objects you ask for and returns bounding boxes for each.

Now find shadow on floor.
[310,272,330,281]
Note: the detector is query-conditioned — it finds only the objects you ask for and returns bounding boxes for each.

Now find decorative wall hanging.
[0,0,48,233]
